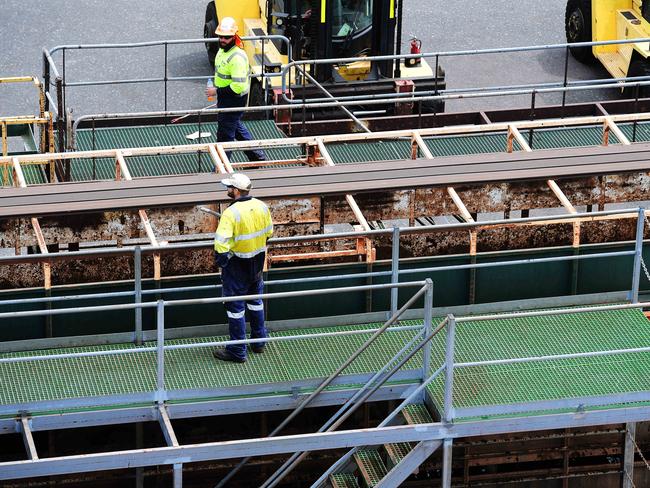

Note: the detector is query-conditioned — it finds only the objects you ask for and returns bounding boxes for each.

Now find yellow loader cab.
[566,0,650,95]
[203,0,446,118]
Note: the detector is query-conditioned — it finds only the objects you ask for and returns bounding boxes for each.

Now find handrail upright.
[216,282,430,488]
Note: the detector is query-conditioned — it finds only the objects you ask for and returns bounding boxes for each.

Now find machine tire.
[204,1,219,66]
[565,0,595,64]
[623,57,650,99]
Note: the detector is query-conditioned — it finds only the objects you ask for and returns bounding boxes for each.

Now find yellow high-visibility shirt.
[214,45,250,96]
[214,197,273,258]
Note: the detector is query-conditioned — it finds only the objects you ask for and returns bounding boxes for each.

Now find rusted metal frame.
[215,144,234,173]
[507,125,530,153]
[604,117,631,146]
[231,159,308,169]
[19,415,38,461]
[447,187,477,303]
[208,144,227,174]
[13,111,650,169]
[412,131,434,160]
[317,136,373,262]
[115,150,161,279]
[12,157,52,289]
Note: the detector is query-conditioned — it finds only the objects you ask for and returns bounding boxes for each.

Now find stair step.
[330,472,360,488]
[354,449,388,487]
[385,441,415,468]
[402,403,433,425]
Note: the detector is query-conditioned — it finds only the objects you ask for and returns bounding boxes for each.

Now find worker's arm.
[214,209,235,267]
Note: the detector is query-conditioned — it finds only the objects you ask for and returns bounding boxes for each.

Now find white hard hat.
[215,17,238,36]
[221,173,251,191]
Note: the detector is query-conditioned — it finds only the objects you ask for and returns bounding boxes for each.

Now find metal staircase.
[327,404,436,488]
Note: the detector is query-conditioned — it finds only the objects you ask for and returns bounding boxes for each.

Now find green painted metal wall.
[1,241,647,342]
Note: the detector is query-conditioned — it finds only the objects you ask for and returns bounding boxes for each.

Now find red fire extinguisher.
[405,37,422,68]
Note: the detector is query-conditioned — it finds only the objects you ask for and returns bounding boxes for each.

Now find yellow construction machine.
[203,0,445,116]
[566,0,650,94]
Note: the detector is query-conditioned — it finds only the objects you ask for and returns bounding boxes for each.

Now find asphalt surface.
[0,0,619,119]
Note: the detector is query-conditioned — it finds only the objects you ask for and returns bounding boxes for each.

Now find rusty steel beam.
[4,142,650,220]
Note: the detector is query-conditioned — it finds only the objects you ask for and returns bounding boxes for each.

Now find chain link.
[628,429,650,472]
[624,468,637,488]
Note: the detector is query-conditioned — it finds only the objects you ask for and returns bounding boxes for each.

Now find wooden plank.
[208,144,227,174]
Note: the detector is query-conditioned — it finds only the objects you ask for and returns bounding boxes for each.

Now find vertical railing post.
[630,207,645,303]
[561,45,569,111]
[134,246,143,345]
[442,438,453,488]
[623,423,637,488]
[164,42,169,113]
[390,226,400,317]
[156,299,165,403]
[421,279,434,400]
[443,314,456,423]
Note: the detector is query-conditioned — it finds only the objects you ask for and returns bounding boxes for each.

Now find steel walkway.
[2,307,648,419]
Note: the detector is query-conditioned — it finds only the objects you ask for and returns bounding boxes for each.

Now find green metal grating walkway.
[72,120,302,182]
[1,307,648,420]
[426,307,650,419]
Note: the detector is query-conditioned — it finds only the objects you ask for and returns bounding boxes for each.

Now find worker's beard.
[219,37,236,50]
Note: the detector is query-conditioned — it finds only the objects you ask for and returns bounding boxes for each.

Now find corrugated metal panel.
[424,132,516,156]
[527,126,619,149]
[74,120,301,181]
[327,140,413,164]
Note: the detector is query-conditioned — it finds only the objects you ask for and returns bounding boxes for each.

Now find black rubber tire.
[565,0,595,64]
[623,57,650,99]
[204,1,219,66]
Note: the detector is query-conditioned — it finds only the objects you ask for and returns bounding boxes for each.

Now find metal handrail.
[279,36,650,101]
[311,359,448,487]
[261,306,446,488]
[215,280,431,487]
[0,208,642,266]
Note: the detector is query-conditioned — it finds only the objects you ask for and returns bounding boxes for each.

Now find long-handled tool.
[171,102,219,124]
[199,206,221,217]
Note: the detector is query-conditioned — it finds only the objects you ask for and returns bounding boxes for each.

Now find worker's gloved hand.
[214,251,230,268]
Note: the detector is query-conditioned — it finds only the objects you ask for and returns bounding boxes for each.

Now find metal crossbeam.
[158,405,182,488]
[19,416,38,460]
[2,405,650,480]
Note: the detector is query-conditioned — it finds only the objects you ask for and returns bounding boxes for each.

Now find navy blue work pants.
[217,111,266,161]
[222,266,267,360]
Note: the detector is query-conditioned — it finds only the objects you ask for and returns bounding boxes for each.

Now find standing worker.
[213,173,273,363]
[205,17,266,162]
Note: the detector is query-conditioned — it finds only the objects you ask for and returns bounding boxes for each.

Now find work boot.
[251,344,265,354]
[213,348,246,363]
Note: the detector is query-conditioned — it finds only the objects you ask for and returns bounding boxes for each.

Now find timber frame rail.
[2,111,650,288]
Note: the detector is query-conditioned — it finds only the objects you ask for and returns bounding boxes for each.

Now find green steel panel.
[426,308,650,418]
[73,120,301,181]
[527,126,619,149]
[424,132,517,156]
[619,121,650,143]
[2,241,647,343]
[326,140,413,164]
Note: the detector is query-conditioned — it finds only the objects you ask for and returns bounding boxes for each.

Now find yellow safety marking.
[389,0,394,19]
[321,0,326,23]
